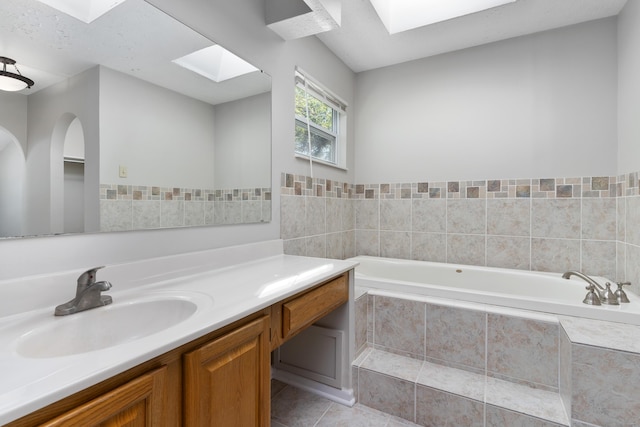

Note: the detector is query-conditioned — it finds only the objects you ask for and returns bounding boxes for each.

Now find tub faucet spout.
[562,270,603,291]
[562,270,618,305]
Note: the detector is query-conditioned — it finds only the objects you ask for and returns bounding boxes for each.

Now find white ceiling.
[1,0,629,95]
[316,0,628,73]
[0,0,270,104]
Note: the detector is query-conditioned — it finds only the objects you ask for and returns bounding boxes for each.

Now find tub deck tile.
[360,348,423,382]
[417,360,485,401]
[485,377,569,426]
[353,346,373,367]
[486,405,569,427]
[560,315,640,354]
[358,369,416,421]
[416,386,484,427]
[354,347,570,427]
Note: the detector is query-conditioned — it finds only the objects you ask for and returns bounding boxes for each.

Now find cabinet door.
[184,315,270,427]
[39,366,167,427]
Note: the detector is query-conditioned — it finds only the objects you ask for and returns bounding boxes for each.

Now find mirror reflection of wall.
[0,128,26,238]
[24,67,100,237]
[0,0,272,239]
[63,118,85,234]
[98,66,271,231]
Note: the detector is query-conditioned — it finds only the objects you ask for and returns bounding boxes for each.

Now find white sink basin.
[15,298,198,358]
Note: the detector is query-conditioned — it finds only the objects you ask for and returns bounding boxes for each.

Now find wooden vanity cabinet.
[37,366,168,427]
[271,272,348,350]
[183,315,270,426]
[7,309,270,427]
[7,271,350,427]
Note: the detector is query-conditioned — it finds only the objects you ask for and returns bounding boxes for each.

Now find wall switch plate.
[119,165,128,178]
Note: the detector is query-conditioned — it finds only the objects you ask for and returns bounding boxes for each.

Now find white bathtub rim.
[353,266,640,326]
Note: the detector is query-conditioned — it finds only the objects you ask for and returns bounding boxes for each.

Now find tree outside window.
[295,86,339,164]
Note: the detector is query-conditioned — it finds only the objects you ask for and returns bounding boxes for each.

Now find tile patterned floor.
[271,380,420,427]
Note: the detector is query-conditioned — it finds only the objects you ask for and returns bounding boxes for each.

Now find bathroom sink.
[15,298,198,358]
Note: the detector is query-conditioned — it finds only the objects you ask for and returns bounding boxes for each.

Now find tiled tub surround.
[353,291,640,427]
[281,171,640,296]
[100,183,271,231]
[353,177,619,284]
[350,256,640,326]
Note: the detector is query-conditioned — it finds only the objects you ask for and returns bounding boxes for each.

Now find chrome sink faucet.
[54,266,113,316]
[562,270,619,305]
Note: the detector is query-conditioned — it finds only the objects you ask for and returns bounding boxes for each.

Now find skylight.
[369,0,518,34]
[34,0,127,24]
[172,45,259,83]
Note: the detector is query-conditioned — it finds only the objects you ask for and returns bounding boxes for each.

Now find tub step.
[353,348,569,427]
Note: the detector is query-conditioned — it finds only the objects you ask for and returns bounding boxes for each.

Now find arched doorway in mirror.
[51,114,86,234]
[62,117,85,234]
[0,127,26,237]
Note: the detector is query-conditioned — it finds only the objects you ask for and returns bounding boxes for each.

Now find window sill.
[294,154,348,172]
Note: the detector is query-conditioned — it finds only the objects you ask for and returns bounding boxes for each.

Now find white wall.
[0,92,27,153]
[0,93,28,238]
[0,131,25,237]
[214,92,271,189]
[0,0,355,280]
[618,0,640,174]
[354,18,618,183]
[100,66,216,188]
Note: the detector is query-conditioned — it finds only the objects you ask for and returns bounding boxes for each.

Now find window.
[294,70,347,168]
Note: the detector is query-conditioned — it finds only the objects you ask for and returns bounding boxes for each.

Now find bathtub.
[348,256,640,326]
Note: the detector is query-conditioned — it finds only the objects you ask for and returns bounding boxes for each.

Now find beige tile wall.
[281,171,640,295]
[100,183,271,231]
[280,174,355,259]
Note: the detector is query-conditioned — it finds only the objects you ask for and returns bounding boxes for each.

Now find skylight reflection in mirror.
[172,45,260,83]
[34,0,128,23]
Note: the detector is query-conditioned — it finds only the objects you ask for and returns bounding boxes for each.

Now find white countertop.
[0,241,357,425]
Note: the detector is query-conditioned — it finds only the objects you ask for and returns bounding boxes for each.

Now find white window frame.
[294,69,348,170]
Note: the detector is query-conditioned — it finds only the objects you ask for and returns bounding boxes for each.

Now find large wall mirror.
[0,0,272,239]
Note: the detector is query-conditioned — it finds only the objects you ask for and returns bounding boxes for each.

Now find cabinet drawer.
[282,273,348,340]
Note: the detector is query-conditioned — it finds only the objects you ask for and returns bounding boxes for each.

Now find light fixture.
[34,0,127,24]
[0,57,34,92]
[369,0,518,34]
[172,45,259,83]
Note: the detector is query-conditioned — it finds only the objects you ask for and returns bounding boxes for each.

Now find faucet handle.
[601,282,619,305]
[615,282,631,303]
[583,285,601,305]
[77,266,105,286]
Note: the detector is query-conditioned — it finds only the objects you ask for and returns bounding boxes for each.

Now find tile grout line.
[312,402,333,427]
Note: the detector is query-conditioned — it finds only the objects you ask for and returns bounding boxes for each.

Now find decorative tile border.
[280,172,640,200]
[353,184,379,200]
[620,171,639,197]
[100,184,271,202]
[281,173,353,198]
[370,177,621,199]
[282,172,640,200]
[212,188,271,202]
